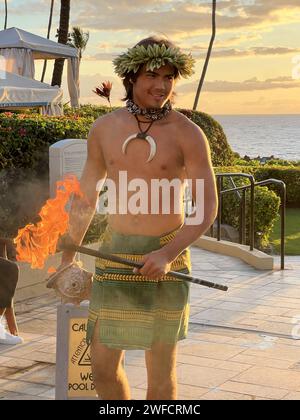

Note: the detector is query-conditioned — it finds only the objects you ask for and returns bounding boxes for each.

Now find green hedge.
[233,156,300,167]
[63,104,111,119]
[214,168,281,250]
[215,165,300,207]
[0,107,234,171]
[0,112,92,236]
[0,112,93,172]
[254,166,300,207]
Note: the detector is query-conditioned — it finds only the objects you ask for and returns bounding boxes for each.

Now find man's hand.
[54,235,75,276]
[133,249,172,279]
[57,233,77,269]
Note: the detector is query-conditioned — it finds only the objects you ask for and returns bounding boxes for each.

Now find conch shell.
[46,262,93,305]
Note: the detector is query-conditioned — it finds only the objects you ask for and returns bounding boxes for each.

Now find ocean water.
[213,115,300,162]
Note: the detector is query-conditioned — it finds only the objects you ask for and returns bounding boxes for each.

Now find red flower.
[19,128,27,136]
[93,81,113,108]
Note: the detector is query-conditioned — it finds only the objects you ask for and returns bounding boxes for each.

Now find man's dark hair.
[121,35,180,102]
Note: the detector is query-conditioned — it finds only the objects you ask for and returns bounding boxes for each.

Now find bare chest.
[101,119,185,181]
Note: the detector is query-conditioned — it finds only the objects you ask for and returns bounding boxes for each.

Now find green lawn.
[269,208,300,255]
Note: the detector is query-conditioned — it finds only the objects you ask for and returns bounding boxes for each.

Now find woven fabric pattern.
[86,225,191,350]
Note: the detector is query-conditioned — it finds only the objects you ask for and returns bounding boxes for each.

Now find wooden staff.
[60,243,228,292]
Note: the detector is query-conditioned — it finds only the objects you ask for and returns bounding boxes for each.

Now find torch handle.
[60,244,228,292]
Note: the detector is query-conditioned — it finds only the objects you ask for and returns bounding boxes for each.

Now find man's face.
[132,63,177,109]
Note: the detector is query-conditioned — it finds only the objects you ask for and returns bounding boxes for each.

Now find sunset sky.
[2,0,300,114]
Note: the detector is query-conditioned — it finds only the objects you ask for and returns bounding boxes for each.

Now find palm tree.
[68,26,89,62]
[193,0,217,110]
[51,0,70,87]
[41,0,54,82]
[4,0,8,29]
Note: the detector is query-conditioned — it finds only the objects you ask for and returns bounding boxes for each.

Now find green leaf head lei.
[113,43,195,79]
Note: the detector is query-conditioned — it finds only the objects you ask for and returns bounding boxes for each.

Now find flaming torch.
[13,175,93,305]
[13,174,228,305]
[14,175,83,270]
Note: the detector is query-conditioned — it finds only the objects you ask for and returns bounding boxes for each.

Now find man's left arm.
[137,123,218,278]
[161,123,219,262]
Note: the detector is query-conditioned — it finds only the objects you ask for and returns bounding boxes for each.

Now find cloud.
[5,1,300,37]
[242,0,300,16]
[213,33,263,48]
[178,76,300,93]
[210,46,300,58]
[84,53,118,61]
[84,46,300,62]
[4,1,300,50]
[132,33,263,52]
[62,73,123,103]
[72,0,169,10]
[70,0,300,37]
[3,0,60,16]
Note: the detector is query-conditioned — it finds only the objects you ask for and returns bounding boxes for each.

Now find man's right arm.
[60,120,107,265]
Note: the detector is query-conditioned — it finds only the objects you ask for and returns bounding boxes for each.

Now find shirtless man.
[61,36,218,400]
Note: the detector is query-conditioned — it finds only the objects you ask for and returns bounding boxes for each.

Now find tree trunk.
[51,0,70,87]
[193,0,217,110]
[4,0,8,29]
[41,0,54,82]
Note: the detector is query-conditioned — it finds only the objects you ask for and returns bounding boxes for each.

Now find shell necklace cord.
[122,99,172,162]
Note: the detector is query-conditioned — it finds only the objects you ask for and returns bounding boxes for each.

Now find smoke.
[0,168,49,238]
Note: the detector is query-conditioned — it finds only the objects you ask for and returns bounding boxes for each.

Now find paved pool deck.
[1,249,300,400]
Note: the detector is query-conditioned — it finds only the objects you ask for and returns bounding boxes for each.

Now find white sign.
[49,139,87,197]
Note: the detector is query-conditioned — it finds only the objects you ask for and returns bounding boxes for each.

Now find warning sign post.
[55,303,97,400]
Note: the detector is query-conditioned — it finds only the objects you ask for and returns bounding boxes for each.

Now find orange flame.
[14,175,83,269]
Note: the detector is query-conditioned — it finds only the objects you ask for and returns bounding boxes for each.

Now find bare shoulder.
[92,107,124,132]
[88,108,124,151]
[174,110,208,152]
[174,110,204,133]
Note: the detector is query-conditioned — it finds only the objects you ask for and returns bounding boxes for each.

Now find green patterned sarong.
[86,225,191,350]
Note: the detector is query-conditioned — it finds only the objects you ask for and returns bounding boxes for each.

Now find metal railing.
[209,173,286,269]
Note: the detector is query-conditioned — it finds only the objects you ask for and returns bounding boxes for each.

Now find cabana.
[0,27,79,109]
[0,70,63,115]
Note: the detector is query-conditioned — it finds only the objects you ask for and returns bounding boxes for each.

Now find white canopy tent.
[0,70,63,115]
[0,27,79,109]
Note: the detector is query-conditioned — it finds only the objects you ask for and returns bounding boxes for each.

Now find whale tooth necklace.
[122,98,172,162]
[122,115,155,162]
